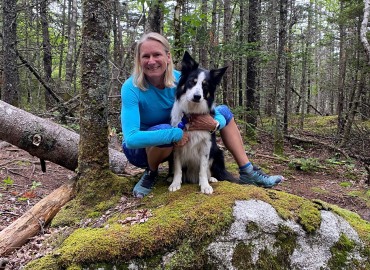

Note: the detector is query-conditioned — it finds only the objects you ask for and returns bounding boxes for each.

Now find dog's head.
[176,51,228,112]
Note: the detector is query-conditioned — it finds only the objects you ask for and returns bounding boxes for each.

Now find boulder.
[24,179,370,270]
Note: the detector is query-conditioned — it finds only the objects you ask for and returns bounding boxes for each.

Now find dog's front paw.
[209,177,218,183]
[169,182,181,192]
[200,184,213,194]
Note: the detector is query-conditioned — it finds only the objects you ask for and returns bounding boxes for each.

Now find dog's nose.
[193,94,201,101]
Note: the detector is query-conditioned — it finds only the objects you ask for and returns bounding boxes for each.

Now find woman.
[121,32,283,198]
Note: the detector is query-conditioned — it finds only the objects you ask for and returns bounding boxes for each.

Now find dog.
[168,51,236,194]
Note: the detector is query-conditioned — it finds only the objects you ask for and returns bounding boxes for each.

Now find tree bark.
[361,0,370,66]
[246,0,261,140]
[145,0,164,34]
[222,0,233,106]
[274,0,287,155]
[64,0,78,92]
[0,100,127,174]
[0,179,76,257]
[173,0,184,69]
[3,0,20,107]
[40,0,54,109]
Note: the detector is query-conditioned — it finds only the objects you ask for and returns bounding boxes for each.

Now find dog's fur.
[168,51,236,194]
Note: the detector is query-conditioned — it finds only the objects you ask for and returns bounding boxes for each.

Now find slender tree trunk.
[173,0,184,69]
[64,0,78,92]
[274,0,288,155]
[337,1,347,135]
[40,0,54,109]
[265,0,278,117]
[222,0,233,106]
[246,0,260,139]
[3,0,20,107]
[200,0,208,69]
[209,0,218,69]
[340,69,367,148]
[238,0,244,110]
[361,0,370,66]
[58,0,67,81]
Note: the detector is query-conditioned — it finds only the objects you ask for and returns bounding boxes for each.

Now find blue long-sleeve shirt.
[121,70,226,149]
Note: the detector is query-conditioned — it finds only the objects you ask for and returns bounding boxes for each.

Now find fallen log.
[0,100,127,174]
[0,178,76,257]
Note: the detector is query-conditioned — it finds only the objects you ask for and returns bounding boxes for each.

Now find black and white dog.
[169,51,236,194]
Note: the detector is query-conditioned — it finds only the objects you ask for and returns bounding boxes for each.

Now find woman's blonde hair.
[133,32,176,90]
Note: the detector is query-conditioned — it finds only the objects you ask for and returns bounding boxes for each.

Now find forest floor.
[0,118,370,269]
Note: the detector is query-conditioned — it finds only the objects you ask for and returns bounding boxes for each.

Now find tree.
[274,0,288,155]
[3,0,20,107]
[246,0,261,139]
[145,0,164,34]
[40,0,54,109]
[64,0,78,93]
[222,0,233,106]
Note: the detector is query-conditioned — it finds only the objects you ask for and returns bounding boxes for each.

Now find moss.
[24,255,61,270]
[326,234,356,269]
[164,239,214,270]
[246,222,259,233]
[232,242,254,269]
[340,182,353,187]
[311,187,329,194]
[52,171,135,227]
[28,176,369,269]
[232,225,297,270]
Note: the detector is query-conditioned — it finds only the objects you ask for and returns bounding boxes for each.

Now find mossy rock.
[25,175,370,270]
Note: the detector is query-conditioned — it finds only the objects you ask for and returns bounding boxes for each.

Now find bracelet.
[210,121,220,134]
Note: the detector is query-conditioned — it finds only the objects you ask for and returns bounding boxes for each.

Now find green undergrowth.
[347,190,370,208]
[25,175,370,270]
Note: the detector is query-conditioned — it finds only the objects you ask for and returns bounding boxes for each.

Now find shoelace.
[141,170,158,189]
[252,165,270,178]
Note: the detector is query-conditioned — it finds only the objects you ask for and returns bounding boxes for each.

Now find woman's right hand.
[174,130,189,148]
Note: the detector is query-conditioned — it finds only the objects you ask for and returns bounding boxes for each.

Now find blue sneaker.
[240,165,283,188]
[133,168,158,198]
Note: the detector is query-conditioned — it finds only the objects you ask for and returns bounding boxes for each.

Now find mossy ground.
[25,173,370,270]
[52,170,135,227]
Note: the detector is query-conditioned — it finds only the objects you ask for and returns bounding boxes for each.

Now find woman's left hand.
[187,114,218,131]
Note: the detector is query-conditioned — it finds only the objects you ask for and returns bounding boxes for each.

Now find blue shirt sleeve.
[121,75,183,149]
[214,109,226,130]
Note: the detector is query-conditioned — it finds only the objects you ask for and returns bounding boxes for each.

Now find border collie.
[169,51,236,194]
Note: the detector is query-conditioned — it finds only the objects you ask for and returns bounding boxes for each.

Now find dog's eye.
[188,81,195,86]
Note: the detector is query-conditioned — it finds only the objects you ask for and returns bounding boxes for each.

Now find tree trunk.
[238,0,244,110]
[0,100,127,174]
[274,0,287,155]
[0,179,76,257]
[337,1,347,135]
[3,0,20,107]
[361,0,370,66]
[145,0,164,34]
[222,0,233,106]
[246,0,260,140]
[173,0,183,69]
[200,0,208,69]
[64,0,78,92]
[40,0,54,109]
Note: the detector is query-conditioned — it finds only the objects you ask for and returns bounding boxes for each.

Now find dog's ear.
[210,66,228,86]
[181,51,199,74]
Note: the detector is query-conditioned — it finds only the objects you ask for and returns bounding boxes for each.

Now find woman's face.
[140,39,171,81]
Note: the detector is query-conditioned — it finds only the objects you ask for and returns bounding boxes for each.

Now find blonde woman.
[121,32,283,198]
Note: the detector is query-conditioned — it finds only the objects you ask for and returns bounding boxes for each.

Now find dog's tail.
[211,148,240,184]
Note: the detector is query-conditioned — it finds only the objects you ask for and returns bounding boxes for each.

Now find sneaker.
[240,165,283,188]
[133,168,158,198]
